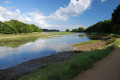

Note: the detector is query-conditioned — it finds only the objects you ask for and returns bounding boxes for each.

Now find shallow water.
[0,33,91,69]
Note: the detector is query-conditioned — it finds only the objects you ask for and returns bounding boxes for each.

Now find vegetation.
[0,32,49,42]
[66,29,70,32]
[0,38,38,48]
[72,27,86,32]
[19,35,120,80]
[86,20,113,33]
[0,32,74,42]
[18,4,120,80]
[0,20,42,34]
[112,4,120,34]
[47,32,74,35]
[72,28,78,32]
[86,4,120,34]
[42,29,60,32]
[72,40,98,47]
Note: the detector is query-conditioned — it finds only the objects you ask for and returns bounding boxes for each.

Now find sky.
[0,0,120,31]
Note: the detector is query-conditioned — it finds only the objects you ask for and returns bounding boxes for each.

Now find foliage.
[78,27,86,32]
[111,4,120,34]
[112,4,120,26]
[72,29,78,32]
[66,29,70,32]
[86,20,113,33]
[0,20,42,34]
[86,4,120,34]
[42,29,60,32]
[31,24,42,32]
[72,27,86,32]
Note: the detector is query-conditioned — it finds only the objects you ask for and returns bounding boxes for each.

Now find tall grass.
[0,32,73,42]
[72,40,98,47]
[47,32,75,35]
[19,37,120,80]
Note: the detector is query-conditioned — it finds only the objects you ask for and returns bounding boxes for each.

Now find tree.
[1,23,12,34]
[66,29,70,32]
[112,4,120,25]
[72,29,78,32]
[31,24,42,32]
[112,4,120,34]
[4,20,42,34]
[78,27,86,32]
[86,20,113,33]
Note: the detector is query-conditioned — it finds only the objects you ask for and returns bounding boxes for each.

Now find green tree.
[1,23,12,34]
[66,29,70,32]
[4,20,42,34]
[78,27,86,32]
[86,20,112,33]
[112,4,120,34]
[72,29,78,32]
[31,24,42,32]
[112,4,120,25]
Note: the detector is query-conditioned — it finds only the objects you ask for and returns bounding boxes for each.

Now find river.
[0,33,91,69]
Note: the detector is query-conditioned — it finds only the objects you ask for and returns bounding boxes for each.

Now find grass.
[72,40,98,47]
[47,32,75,35]
[0,32,74,42]
[19,35,120,80]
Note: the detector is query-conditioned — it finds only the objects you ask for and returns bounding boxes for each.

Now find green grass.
[72,40,98,47]
[19,36,120,80]
[19,47,114,80]
[47,32,75,35]
[0,32,73,42]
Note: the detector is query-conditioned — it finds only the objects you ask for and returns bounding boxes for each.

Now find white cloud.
[0,0,92,30]
[0,6,49,28]
[101,0,106,2]
[49,0,93,21]
[4,1,11,4]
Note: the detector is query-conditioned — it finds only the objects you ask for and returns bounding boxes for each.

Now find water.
[0,33,91,69]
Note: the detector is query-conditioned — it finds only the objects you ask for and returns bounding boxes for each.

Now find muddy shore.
[0,40,107,80]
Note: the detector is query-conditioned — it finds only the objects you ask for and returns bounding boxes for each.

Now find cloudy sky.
[0,0,119,31]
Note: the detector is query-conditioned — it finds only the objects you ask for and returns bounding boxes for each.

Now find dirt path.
[73,47,120,80]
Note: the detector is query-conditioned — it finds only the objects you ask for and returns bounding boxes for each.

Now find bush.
[66,29,70,32]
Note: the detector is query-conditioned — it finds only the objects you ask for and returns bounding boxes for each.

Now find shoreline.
[0,51,82,80]
[0,40,107,80]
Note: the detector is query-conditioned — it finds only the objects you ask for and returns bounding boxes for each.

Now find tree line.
[86,4,120,34]
[0,20,42,34]
[66,27,86,32]
[66,4,120,34]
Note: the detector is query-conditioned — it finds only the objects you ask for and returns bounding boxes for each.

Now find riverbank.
[19,34,120,80]
[0,37,108,80]
[0,32,74,42]
[73,47,120,80]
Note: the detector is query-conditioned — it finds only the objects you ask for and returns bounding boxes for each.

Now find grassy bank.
[72,40,98,47]
[19,35,120,80]
[47,32,75,35]
[0,32,74,42]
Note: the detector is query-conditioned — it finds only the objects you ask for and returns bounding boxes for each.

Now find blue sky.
[0,0,120,31]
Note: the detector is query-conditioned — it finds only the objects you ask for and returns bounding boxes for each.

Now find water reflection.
[0,38,38,48]
[0,33,91,69]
